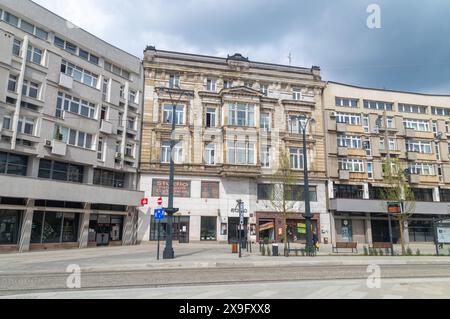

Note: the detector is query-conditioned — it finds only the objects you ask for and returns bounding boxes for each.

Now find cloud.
[33,0,450,94]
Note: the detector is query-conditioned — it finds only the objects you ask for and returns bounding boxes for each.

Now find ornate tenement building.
[139,47,330,244]
[323,81,450,245]
[0,0,144,253]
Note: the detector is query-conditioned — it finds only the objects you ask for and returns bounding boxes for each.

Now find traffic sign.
[154,209,165,220]
[141,198,149,206]
[157,197,163,206]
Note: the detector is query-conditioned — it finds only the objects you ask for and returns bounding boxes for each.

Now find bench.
[371,242,393,254]
[332,242,358,253]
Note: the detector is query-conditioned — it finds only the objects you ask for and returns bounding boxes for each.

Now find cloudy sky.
[33,0,450,94]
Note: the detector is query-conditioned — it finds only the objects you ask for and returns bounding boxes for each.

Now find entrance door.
[341,219,353,242]
[228,217,248,244]
[179,221,189,243]
[96,224,110,246]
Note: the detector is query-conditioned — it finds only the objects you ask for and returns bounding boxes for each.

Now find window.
[129,90,137,103]
[228,141,255,165]
[97,137,104,161]
[22,80,39,99]
[54,125,93,150]
[2,116,11,130]
[204,143,215,165]
[223,80,233,89]
[403,119,430,132]
[0,210,21,245]
[118,112,124,127]
[380,138,397,151]
[35,28,48,40]
[201,217,217,241]
[78,48,99,65]
[38,159,84,183]
[54,36,65,49]
[436,144,441,161]
[160,141,171,163]
[293,88,302,100]
[367,162,373,179]
[54,36,78,54]
[335,112,361,125]
[169,74,180,88]
[206,108,216,128]
[334,184,364,199]
[4,12,19,27]
[339,159,365,172]
[407,140,433,153]
[20,19,34,34]
[26,45,42,64]
[206,79,216,91]
[125,143,134,158]
[0,152,28,176]
[260,112,270,132]
[31,212,80,244]
[411,188,434,202]
[288,116,308,134]
[261,145,271,168]
[163,105,184,125]
[104,61,130,79]
[284,185,318,202]
[93,169,125,188]
[399,103,427,114]
[386,117,395,128]
[261,84,268,96]
[408,163,436,176]
[17,117,35,135]
[257,184,274,200]
[12,39,21,56]
[363,100,393,111]
[337,135,362,149]
[201,182,219,199]
[61,60,98,88]
[228,103,255,127]
[336,97,358,108]
[7,74,17,92]
[102,78,109,101]
[290,148,304,170]
[56,92,96,119]
[363,115,369,133]
[431,107,450,116]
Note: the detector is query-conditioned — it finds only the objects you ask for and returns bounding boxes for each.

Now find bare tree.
[261,151,298,255]
[379,157,416,255]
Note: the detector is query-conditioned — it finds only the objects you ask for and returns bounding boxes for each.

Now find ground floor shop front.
[0,199,138,253]
[331,212,447,245]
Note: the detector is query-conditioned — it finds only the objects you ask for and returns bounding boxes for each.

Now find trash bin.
[324,237,329,245]
[231,243,238,254]
[272,243,279,256]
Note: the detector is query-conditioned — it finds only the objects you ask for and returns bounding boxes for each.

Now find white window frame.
[17,116,35,135]
[335,112,361,125]
[61,60,98,88]
[7,74,17,92]
[204,143,216,165]
[12,38,21,56]
[163,105,185,125]
[22,79,39,99]
[260,112,271,132]
[206,79,216,92]
[293,88,302,101]
[261,145,271,168]
[337,135,362,149]
[290,148,304,170]
[407,140,433,154]
[169,74,180,88]
[56,92,96,119]
[367,162,373,179]
[409,163,436,176]
[403,119,430,132]
[228,103,255,127]
[339,159,365,173]
[26,44,42,65]
[336,97,358,108]
[228,141,256,165]
[206,108,216,128]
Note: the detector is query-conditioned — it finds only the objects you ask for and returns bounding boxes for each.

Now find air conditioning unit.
[330,111,336,119]
[45,140,52,147]
[115,152,122,159]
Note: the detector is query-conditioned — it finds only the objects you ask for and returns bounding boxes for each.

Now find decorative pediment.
[220,86,263,98]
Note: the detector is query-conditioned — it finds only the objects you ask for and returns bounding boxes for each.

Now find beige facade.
[139,48,331,244]
[323,82,450,245]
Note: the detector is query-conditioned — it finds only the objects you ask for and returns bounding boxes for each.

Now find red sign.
[157,197,163,206]
[140,198,149,206]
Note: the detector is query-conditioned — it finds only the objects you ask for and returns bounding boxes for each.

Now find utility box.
[272,243,279,256]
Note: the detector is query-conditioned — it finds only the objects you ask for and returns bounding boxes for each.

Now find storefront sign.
[437,226,450,244]
[152,179,191,198]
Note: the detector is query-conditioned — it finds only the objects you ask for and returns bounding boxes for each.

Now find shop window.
[201,217,217,241]
[31,212,80,244]
[201,181,219,199]
[0,210,21,245]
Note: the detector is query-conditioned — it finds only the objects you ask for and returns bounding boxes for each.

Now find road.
[2,264,450,298]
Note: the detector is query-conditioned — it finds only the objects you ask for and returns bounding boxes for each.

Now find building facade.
[139,47,330,245]
[0,0,144,253]
[323,82,450,245]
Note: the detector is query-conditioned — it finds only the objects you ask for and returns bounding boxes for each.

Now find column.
[329,211,336,245]
[327,180,334,199]
[433,187,440,202]
[365,213,373,245]
[19,199,34,253]
[363,183,370,199]
[122,207,136,246]
[403,220,410,244]
[78,204,91,249]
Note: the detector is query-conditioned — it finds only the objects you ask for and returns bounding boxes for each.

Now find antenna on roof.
[288,52,292,66]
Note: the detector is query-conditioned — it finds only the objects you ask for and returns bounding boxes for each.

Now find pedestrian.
[312,232,319,253]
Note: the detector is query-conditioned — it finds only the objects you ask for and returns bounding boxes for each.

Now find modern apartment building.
[139,47,330,244]
[0,0,144,253]
[323,81,450,245]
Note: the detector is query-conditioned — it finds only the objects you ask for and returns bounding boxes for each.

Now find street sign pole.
[157,219,160,260]
[388,212,394,256]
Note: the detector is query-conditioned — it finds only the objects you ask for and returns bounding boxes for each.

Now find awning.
[259,222,274,232]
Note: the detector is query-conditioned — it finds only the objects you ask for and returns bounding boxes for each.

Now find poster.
[437,227,450,244]
[298,222,306,234]
[152,179,191,198]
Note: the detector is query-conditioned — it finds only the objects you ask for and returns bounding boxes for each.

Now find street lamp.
[158,85,192,259]
[296,115,316,256]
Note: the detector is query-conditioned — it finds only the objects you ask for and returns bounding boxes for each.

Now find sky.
[33,0,450,94]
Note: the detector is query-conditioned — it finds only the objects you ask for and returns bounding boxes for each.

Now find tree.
[379,158,416,255]
[261,151,298,255]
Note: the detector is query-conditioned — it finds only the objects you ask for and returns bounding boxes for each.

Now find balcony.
[100,120,113,135]
[380,148,402,156]
[408,175,421,184]
[59,73,73,90]
[336,123,364,134]
[337,147,348,156]
[405,129,434,140]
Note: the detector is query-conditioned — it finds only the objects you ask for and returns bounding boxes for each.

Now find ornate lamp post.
[158,85,192,259]
[297,115,316,256]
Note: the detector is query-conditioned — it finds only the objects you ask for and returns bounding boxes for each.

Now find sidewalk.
[1,242,449,275]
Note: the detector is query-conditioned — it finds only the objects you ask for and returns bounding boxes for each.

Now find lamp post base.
[163,248,174,259]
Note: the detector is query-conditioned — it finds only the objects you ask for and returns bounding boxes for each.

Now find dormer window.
[207,79,216,92]
[293,88,302,101]
[260,84,268,96]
